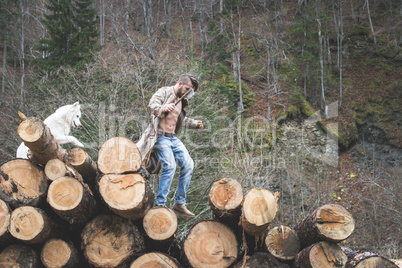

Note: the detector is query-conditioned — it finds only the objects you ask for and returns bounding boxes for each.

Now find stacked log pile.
[0,115,399,267]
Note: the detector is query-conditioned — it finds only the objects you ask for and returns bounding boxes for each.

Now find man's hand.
[197,120,203,129]
[163,104,176,113]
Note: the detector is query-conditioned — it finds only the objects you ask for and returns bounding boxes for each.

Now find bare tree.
[19,0,25,108]
[365,0,377,50]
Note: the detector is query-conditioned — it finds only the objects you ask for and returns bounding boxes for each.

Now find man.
[136,74,203,217]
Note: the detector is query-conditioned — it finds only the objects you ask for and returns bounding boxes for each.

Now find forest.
[0,0,401,267]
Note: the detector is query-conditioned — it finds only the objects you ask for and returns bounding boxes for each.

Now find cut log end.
[130,252,180,268]
[294,241,347,268]
[316,204,355,242]
[183,220,238,268]
[47,176,83,211]
[17,117,44,143]
[45,159,67,181]
[265,225,300,261]
[143,207,177,241]
[41,239,78,268]
[346,252,399,268]
[0,199,11,240]
[0,244,40,268]
[209,178,243,211]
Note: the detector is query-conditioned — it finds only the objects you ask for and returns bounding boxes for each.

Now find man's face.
[178,82,193,98]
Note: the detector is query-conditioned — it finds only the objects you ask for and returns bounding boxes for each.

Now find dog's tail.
[18,111,27,121]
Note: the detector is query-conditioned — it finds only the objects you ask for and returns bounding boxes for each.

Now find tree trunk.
[264,225,300,261]
[208,178,244,222]
[0,159,48,207]
[98,173,154,220]
[241,188,279,235]
[142,206,177,252]
[47,176,96,224]
[130,252,180,268]
[17,115,67,165]
[345,252,398,268]
[0,199,12,245]
[67,147,98,182]
[41,239,79,268]
[97,137,142,174]
[293,241,347,268]
[81,214,145,268]
[182,220,238,268]
[293,203,355,249]
[9,206,56,244]
[0,244,40,268]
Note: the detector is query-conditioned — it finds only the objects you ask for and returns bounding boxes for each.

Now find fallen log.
[41,239,79,268]
[17,114,67,165]
[47,176,96,224]
[9,206,56,244]
[81,214,145,268]
[97,137,142,174]
[293,241,348,268]
[0,244,40,268]
[129,252,180,268]
[208,178,244,221]
[0,199,12,245]
[241,188,279,235]
[98,173,153,220]
[67,147,97,182]
[264,225,300,261]
[294,203,355,249]
[143,206,177,251]
[345,252,398,268]
[182,220,238,268]
[0,159,48,207]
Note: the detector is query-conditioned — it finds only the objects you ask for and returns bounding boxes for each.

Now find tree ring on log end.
[130,252,180,268]
[9,206,44,241]
[309,241,347,268]
[244,188,277,226]
[316,204,354,242]
[47,176,83,211]
[0,199,10,238]
[209,178,243,210]
[265,225,300,260]
[143,207,177,241]
[45,159,67,181]
[183,220,238,267]
[18,118,44,142]
[41,239,72,267]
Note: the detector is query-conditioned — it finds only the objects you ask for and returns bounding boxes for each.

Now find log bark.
[17,115,67,165]
[265,225,300,261]
[67,147,98,182]
[129,252,180,268]
[143,206,177,251]
[9,206,56,244]
[0,199,12,245]
[47,176,96,224]
[182,220,238,268]
[241,188,279,235]
[0,159,48,207]
[294,203,355,249]
[293,241,347,268]
[0,244,40,268]
[97,137,142,174]
[44,158,68,181]
[208,178,244,221]
[41,239,79,268]
[98,173,154,220]
[81,214,145,268]
[345,252,398,268]
[233,252,290,268]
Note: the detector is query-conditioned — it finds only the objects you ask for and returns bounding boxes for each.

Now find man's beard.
[178,86,184,98]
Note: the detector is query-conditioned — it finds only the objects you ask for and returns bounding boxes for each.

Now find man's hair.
[179,74,199,91]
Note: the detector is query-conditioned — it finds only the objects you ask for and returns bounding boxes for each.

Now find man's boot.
[173,203,195,218]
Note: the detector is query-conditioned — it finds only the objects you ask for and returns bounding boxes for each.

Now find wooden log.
[143,206,177,251]
[233,252,290,268]
[44,158,68,181]
[241,188,279,235]
[129,252,180,268]
[0,244,40,268]
[98,173,154,220]
[293,241,347,268]
[41,239,79,268]
[67,147,97,182]
[264,225,300,261]
[345,252,398,268]
[0,159,48,207]
[9,206,56,244]
[294,203,355,249]
[47,176,96,224]
[0,199,12,245]
[97,137,142,174]
[208,178,244,220]
[17,115,67,165]
[182,220,238,268]
[81,214,145,268]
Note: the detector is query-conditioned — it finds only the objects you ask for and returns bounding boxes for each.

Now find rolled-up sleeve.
[148,88,166,117]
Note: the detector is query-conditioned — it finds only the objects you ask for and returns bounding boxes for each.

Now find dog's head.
[65,102,82,128]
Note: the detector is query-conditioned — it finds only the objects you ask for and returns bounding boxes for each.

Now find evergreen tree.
[33,0,98,71]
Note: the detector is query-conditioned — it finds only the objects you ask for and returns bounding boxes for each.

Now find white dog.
[16,102,84,159]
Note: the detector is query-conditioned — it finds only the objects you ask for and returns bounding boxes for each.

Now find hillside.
[0,0,401,262]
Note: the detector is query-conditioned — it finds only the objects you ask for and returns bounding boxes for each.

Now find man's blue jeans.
[153,133,194,206]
